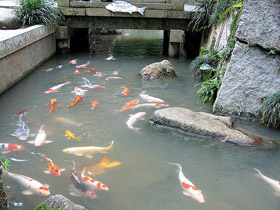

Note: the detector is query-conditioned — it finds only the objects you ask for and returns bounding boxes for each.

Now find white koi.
[71,86,88,96]
[134,103,169,109]
[2,166,50,196]
[81,167,109,191]
[76,61,90,68]
[45,81,70,93]
[255,168,280,196]
[27,125,53,147]
[126,112,146,133]
[169,163,205,203]
[106,55,116,61]
[105,76,122,81]
[139,91,164,103]
[62,141,114,159]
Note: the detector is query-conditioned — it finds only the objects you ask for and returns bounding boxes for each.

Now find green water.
[0,30,279,210]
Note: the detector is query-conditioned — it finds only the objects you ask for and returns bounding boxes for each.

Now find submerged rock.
[150,107,278,148]
[41,194,88,210]
[140,60,177,79]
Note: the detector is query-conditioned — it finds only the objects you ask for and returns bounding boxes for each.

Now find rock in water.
[150,107,278,148]
[140,60,177,79]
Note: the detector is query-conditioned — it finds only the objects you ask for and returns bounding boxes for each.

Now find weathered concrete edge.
[0,25,55,59]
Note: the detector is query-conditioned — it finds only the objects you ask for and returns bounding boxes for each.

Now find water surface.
[0,30,279,210]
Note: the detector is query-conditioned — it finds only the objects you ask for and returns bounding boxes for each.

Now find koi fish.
[106,55,116,61]
[71,86,88,96]
[56,65,63,69]
[91,100,99,110]
[44,98,61,117]
[74,69,81,75]
[120,99,139,111]
[2,167,50,196]
[13,109,29,118]
[9,158,29,162]
[81,77,105,89]
[254,168,280,196]
[133,103,169,109]
[62,141,114,159]
[85,67,96,73]
[76,61,90,68]
[85,155,122,176]
[0,143,24,154]
[81,167,109,191]
[45,81,71,93]
[69,59,77,64]
[27,125,53,147]
[113,71,119,75]
[122,86,130,95]
[126,112,146,133]
[44,68,54,72]
[67,95,84,108]
[52,116,83,127]
[68,161,96,199]
[169,163,205,203]
[11,114,32,140]
[40,154,65,176]
[139,91,164,103]
[105,76,122,81]
[65,130,82,142]
[94,72,105,78]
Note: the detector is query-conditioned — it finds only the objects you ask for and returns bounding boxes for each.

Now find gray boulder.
[0,8,20,29]
[150,107,278,148]
[140,60,177,79]
[236,0,280,51]
[42,194,88,210]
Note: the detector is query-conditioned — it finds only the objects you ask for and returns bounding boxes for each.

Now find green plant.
[261,92,280,128]
[197,69,224,104]
[13,0,64,27]
[34,204,61,210]
[0,153,10,171]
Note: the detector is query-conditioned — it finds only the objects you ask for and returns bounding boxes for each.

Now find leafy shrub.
[33,204,61,210]
[261,93,280,128]
[13,0,64,27]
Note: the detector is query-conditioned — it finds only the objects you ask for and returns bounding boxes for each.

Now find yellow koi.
[65,130,82,142]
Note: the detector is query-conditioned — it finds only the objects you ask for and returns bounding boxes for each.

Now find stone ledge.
[0,25,55,59]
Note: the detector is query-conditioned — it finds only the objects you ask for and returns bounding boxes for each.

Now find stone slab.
[61,7,86,16]
[236,0,280,51]
[214,41,280,119]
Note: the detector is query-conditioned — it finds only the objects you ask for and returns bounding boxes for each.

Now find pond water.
[0,30,280,210]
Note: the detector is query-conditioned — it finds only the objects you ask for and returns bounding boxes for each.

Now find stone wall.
[213,0,280,119]
[0,25,56,94]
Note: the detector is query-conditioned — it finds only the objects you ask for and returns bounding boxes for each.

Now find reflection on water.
[0,30,280,210]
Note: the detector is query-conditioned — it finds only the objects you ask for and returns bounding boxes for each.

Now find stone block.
[172,0,184,10]
[61,7,86,16]
[170,29,184,42]
[58,0,70,7]
[56,26,69,39]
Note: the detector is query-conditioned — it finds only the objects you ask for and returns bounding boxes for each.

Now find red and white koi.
[139,91,164,103]
[94,72,105,78]
[2,167,50,196]
[27,125,53,147]
[113,71,119,75]
[56,65,63,69]
[169,163,205,203]
[74,69,81,75]
[0,143,24,154]
[71,86,88,96]
[126,112,146,133]
[44,68,54,72]
[133,103,169,109]
[255,168,280,196]
[69,59,77,64]
[81,167,109,191]
[45,81,71,93]
[76,61,90,68]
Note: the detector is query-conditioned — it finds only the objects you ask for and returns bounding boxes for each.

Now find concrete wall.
[0,25,56,94]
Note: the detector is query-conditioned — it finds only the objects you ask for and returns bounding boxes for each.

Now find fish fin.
[86,154,93,158]
[182,191,191,197]
[60,168,66,172]
[27,141,35,144]
[75,153,84,157]
[22,190,34,195]
[100,155,110,166]
[44,184,50,188]
[70,192,81,197]
[254,168,264,179]
[76,137,82,142]
[44,140,53,144]
[29,134,36,137]
[132,127,141,134]
[108,161,122,167]
[138,7,146,16]
[44,170,51,174]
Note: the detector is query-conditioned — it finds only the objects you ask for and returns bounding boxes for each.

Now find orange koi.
[91,100,99,110]
[74,69,81,75]
[42,154,65,176]
[85,67,96,73]
[120,99,139,111]
[67,95,84,108]
[122,86,130,95]
[44,99,61,117]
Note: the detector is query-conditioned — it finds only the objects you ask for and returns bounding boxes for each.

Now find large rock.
[150,107,278,148]
[0,8,20,29]
[42,194,88,210]
[235,0,280,51]
[140,60,177,79]
[214,41,280,119]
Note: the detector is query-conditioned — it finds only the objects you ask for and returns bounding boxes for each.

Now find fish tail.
[254,168,264,179]
[169,162,182,172]
[107,141,114,150]
[132,127,141,134]
[76,137,82,142]
[138,7,146,16]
